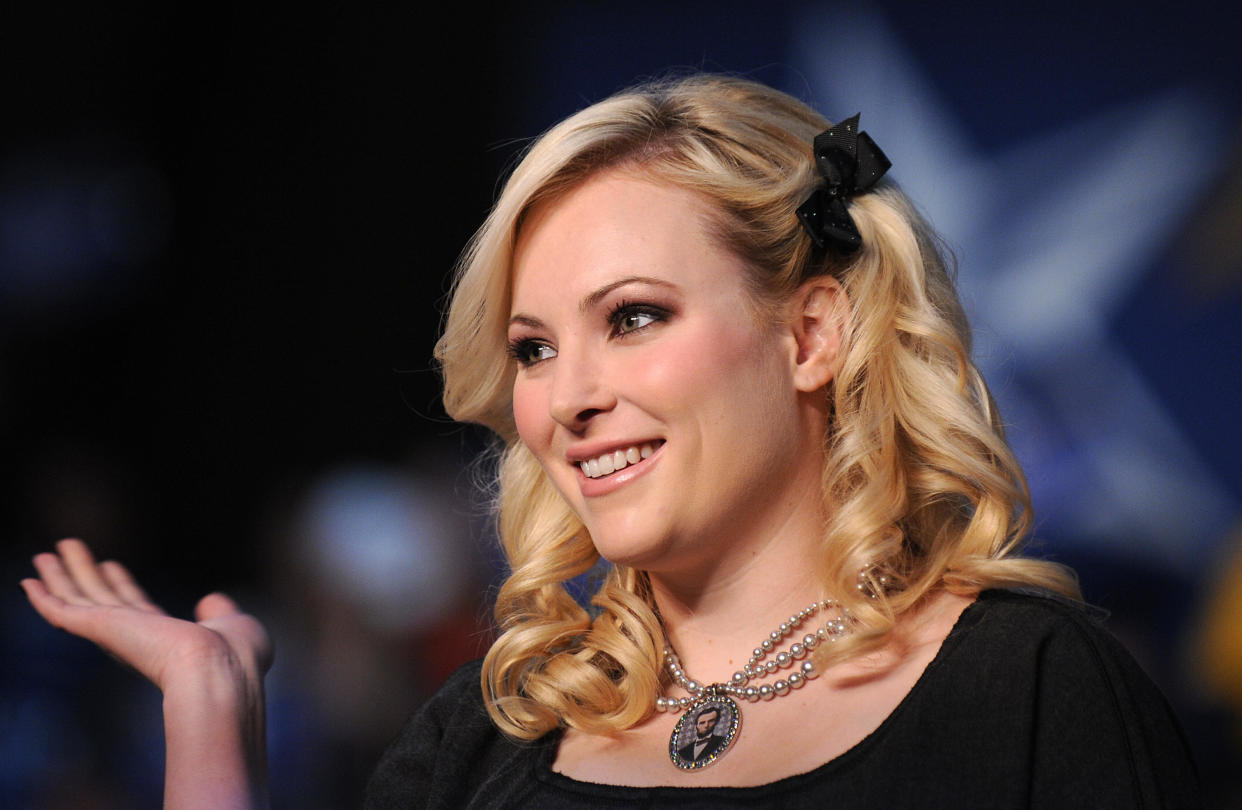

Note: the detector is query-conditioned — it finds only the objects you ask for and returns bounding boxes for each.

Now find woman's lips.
[574,440,665,496]
[578,440,662,478]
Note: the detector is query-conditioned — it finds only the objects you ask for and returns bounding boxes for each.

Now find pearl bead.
[659,597,853,714]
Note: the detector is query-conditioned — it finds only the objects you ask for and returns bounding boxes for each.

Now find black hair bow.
[796,114,891,254]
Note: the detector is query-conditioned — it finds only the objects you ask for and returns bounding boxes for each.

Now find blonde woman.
[24,75,1199,808]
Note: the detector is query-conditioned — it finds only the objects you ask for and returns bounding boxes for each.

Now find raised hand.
[22,538,272,691]
[22,539,272,810]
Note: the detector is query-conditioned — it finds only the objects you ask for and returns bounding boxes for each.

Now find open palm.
[21,539,272,691]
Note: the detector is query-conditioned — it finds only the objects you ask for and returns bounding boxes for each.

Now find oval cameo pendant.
[668,688,741,770]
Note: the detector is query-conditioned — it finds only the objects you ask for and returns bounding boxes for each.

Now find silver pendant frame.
[668,689,741,770]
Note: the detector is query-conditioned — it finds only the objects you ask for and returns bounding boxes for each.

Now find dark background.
[3,2,1240,807]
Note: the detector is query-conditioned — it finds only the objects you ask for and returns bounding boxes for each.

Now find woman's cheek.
[511,380,548,449]
[642,323,753,393]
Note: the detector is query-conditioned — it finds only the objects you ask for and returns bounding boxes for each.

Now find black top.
[365,590,1200,809]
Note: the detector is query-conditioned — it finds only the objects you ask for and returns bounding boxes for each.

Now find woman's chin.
[592,544,663,571]
[588,531,677,571]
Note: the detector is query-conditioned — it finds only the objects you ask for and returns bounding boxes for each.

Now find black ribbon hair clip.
[796,114,891,254]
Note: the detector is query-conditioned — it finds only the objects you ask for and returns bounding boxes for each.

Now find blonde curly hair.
[435,74,1077,740]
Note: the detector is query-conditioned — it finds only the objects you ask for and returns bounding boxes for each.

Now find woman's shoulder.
[386,658,495,748]
[945,587,1148,678]
[364,659,551,809]
[423,657,489,714]
[898,587,1201,807]
[933,587,1173,724]
[953,587,1113,646]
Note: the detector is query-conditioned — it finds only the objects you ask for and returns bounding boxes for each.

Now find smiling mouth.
[578,441,663,479]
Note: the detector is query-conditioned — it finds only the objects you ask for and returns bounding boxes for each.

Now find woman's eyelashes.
[507,339,556,367]
[608,301,669,337]
[507,302,671,368]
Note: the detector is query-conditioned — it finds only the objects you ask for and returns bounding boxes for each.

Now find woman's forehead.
[508,171,733,309]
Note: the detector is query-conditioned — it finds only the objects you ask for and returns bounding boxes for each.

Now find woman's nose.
[548,348,617,431]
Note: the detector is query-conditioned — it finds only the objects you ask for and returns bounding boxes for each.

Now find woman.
[23,75,1199,808]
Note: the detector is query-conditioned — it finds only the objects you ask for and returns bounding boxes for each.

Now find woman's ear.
[788,276,849,393]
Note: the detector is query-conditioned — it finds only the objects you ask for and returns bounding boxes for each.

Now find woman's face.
[507,170,821,575]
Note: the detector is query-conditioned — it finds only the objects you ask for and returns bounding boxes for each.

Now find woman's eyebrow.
[581,276,679,312]
[508,277,679,328]
[507,314,545,330]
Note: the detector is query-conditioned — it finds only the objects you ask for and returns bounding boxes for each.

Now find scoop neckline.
[534,590,995,798]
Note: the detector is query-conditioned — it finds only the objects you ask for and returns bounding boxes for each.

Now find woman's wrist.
[161,649,269,809]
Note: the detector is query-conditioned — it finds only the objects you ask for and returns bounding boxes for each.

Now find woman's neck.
[648,519,832,685]
[641,415,834,682]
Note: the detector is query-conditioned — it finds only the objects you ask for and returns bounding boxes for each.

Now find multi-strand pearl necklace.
[657,599,852,770]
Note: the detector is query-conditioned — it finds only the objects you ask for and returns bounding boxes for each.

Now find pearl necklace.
[656,599,852,770]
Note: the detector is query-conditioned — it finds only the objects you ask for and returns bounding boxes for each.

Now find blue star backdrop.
[2,2,1239,807]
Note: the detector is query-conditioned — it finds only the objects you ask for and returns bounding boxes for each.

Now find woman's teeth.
[580,442,658,478]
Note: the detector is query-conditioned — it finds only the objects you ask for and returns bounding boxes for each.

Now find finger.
[56,539,125,606]
[100,560,165,614]
[32,552,92,606]
[196,593,275,674]
[21,578,68,628]
[21,578,108,642]
[23,578,169,682]
[194,592,241,622]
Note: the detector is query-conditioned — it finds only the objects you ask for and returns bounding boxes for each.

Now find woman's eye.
[508,340,557,367]
[611,305,664,336]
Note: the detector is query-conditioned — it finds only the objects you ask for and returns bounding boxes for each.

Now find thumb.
[194,592,241,622]
[195,592,275,675]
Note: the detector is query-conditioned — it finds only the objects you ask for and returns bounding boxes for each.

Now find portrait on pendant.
[670,696,740,770]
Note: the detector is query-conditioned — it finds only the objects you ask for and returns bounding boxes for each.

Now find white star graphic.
[793,8,1232,572]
